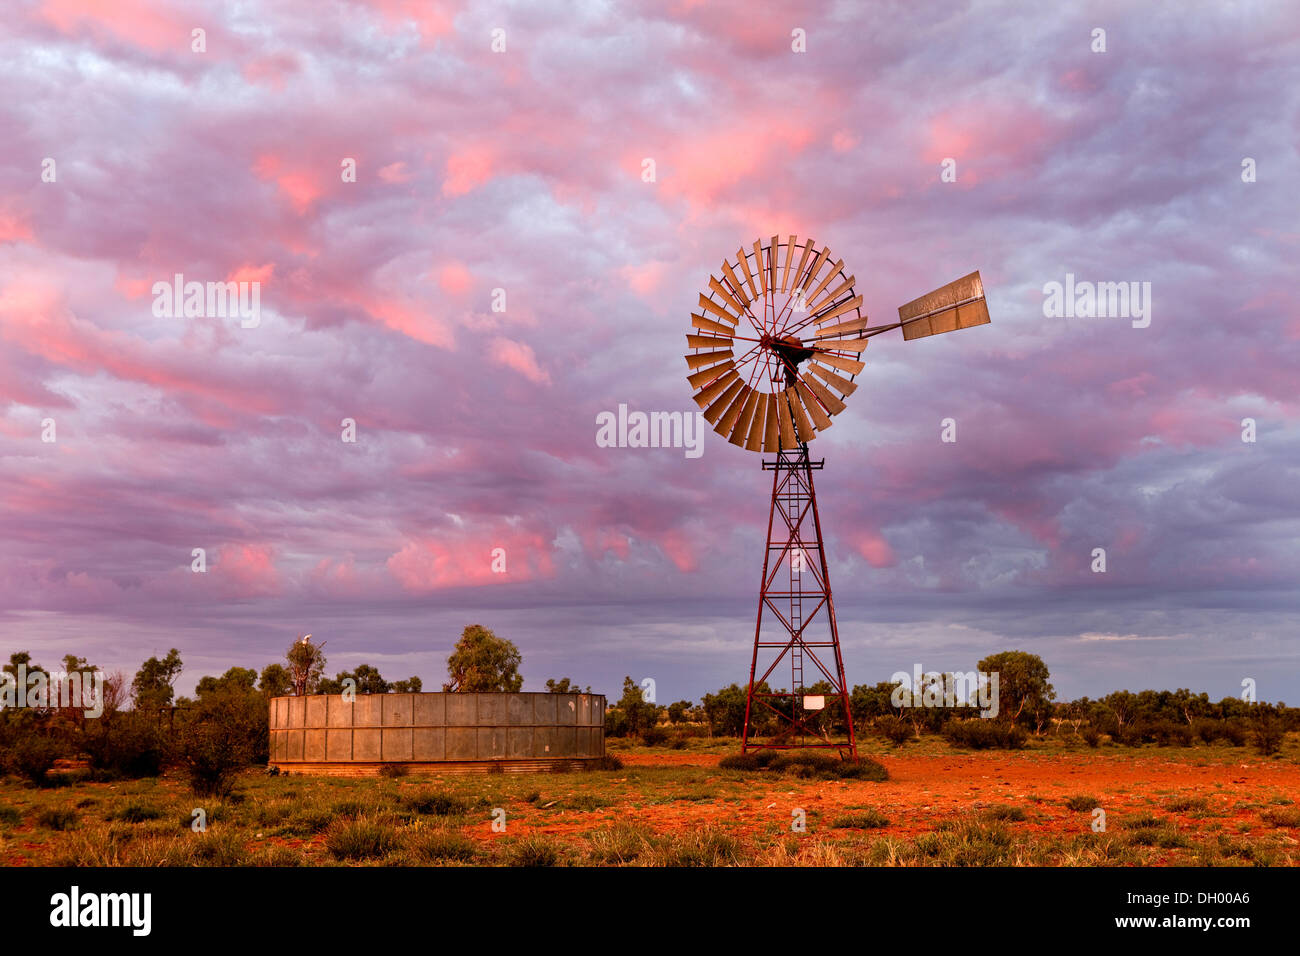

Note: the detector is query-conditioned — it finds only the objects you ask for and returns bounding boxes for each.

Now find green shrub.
[403,792,471,817]
[37,808,78,831]
[0,806,22,826]
[875,715,913,745]
[640,725,669,746]
[943,720,1027,750]
[1252,715,1285,756]
[984,804,1028,822]
[110,801,164,823]
[831,809,889,829]
[8,734,61,785]
[585,823,651,863]
[1081,725,1102,747]
[176,690,259,797]
[1261,808,1300,828]
[1221,720,1248,747]
[719,753,760,771]
[407,828,480,863]
[652,828,742,867]
[507,835,562,867]
[586,754,623,771]
[1064,794,1098,812]
[79,712,169,779]
[325,816,398,860]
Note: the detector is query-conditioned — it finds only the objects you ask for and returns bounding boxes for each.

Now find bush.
[984,804,1028,822]
[325,816,398,860]
[0,806,23,826]
[640,725,669,746]
[37,808,79,831]
[79,713,169,779]
[8,733,61,785]
[110,801,164,823]
[831,809,889,829]
[177,690,259,797]
[943,720,1027,750]
[1064,794,1099,812]
[507,835,562,867]
[404,792,472,817]
[718,753,760,771]
[875,715,913,745]
[1081,725,1101,748]
[407,828,480,863]
[1193,719,1221,744]
[585,754,623,771]
[1221,720,1248,747]
[1252,715,1285,756]
[379,764,409,778]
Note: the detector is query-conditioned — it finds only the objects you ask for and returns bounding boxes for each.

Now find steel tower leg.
[743,443,856,757]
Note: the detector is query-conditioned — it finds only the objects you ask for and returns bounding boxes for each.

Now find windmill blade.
[704,378,745,424]
[754,240,767,295]
[698,293,740,325]
[693,368,739,408]
[800,246,831,298]
[691,313,734,337]
[721,262,750,306]
[781,235,796,292]
[812,294,864,326]
[807,274,855,314]
[897,270,990,341]
[730,388,761,446]
[814,316,869,338]
[786,387,815,441]
[687,333,731,349]
[776,393,797,448]
[808,362,859,397]
[685,348,733,369]
[811,353,865,375]
[708,276,747,316]
[745,394,768,450]
[803,258,844,307]
[687,359,735,389]
[768,236,778,292]
[763,393,780,451]
[795,380,834,431]
[790,239,815,297]
[812,337,868,353]
[717,384,751,436]
[802,373,847,415]
[735,247,758,300]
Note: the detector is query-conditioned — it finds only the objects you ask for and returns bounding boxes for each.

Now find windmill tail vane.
[683,236,991,756]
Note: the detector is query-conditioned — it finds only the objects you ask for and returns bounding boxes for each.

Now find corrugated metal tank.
[268,692,606,774]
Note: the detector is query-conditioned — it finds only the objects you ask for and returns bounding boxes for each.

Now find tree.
[667,700,693,724]
[545,677,591,693]
[444,625,523,692]
[286,635,326,696]
[392,677,423,693]
[977,651,1054,727]
[613,676,659,736]
[259,664,291,698]
[131,649,183,710]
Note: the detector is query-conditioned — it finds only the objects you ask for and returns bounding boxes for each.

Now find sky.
[1,0,1297,705]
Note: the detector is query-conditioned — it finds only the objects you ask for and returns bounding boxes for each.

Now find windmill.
[685,236,990,757]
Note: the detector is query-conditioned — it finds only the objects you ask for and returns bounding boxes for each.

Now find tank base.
[269,758,604,776]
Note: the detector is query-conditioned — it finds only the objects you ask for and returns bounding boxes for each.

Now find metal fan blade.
[687,359,735,389]
[735,247,758,300]
[730,388,761,446]
[721,262,750,306]
[808,362,859,397]
[803,258,843,307]
[811,353,865,375]
[763,393,780,451]
[802,373,847,415]
[814,317,869,338]
[754,240,767,296]
[693,368,739,408]
[686,333,731,349]
[745,394,767,450]
[708,276,747,317]
[795,380,833,431]
[800,246,830,297]
[813,337,868,353]
[807,274,854,314]
[776,393,797,448]
[812,294,863,326]
[698,293,740,325]
[768,236,778,293]
[781,235,796,292]
[790,239,815,297]
[898,270,990,341]
[786,387,815,441]
[717,384,751,436]
[684,348,734,369]
[691,313,733,337]
[704,379,745,424]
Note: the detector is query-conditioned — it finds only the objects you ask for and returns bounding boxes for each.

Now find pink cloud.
[488,336,549,384]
